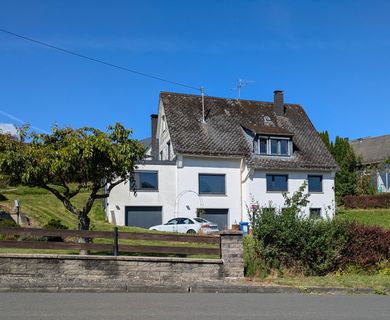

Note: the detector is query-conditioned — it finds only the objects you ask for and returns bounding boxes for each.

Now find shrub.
[341,222,390,269]
[43,218,68,242]
[247,183,390,277]
[343,194,390,209]
[249,203,349,276]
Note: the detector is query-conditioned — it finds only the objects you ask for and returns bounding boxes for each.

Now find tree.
[319,130,332,151]
[0,123,145,231]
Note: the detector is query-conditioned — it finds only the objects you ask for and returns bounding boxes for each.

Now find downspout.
[240,158,254,222]
[240,158,244,222]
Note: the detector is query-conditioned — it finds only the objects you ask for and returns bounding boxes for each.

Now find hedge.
[343,194,390,209]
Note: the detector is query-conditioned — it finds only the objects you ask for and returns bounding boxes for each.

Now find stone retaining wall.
[0,231,243,290]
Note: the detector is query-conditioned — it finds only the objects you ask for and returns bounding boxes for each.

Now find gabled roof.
[350,134,390,165]
[160,92,337,171]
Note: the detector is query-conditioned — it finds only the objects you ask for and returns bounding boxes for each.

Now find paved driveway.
[0,292,389,320]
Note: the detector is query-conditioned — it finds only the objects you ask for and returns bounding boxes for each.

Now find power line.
[0,109,49,133]
[0,28,201,91]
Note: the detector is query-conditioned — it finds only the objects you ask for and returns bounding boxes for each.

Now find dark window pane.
[266,174,288,191]
[199,174,225,194]
[259,138,267,154]
[308,175,322,192]
[270,139,278,154]
[135,171,158,190]
[309,208,321,219]
[280,140,289,155]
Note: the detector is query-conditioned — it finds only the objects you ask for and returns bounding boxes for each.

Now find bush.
[341,223,390,270]
[249,204,349,276]
[343,194,390,209]
[43,218,68,242]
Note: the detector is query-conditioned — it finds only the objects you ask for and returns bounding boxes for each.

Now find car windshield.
[194,218,208,223]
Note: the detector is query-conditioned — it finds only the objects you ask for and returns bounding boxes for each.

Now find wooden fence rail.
[0,227,221,257]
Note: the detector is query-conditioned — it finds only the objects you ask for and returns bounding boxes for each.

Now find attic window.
[254,136,292,157]
[162,115,166,132]
[264,116,272,124]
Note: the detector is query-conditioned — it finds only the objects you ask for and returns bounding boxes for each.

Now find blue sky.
[0,0,389,140]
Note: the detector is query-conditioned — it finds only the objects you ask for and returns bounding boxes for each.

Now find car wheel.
[187,229,196,234]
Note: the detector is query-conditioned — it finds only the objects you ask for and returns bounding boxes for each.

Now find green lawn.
[336,209,390,229]
[258,273,390,291]
[0,186,219,257]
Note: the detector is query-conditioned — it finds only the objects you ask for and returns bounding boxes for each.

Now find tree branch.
[40,184,81,216]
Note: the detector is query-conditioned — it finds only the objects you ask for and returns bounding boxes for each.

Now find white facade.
[106,156,336,228]
[243,170,335,220]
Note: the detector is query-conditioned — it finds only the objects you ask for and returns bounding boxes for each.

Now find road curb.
[0,284,384,295]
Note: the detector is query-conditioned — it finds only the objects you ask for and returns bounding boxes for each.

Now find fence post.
[113,227,119,256]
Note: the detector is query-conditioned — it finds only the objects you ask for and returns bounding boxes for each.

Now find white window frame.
[255,135,292,157]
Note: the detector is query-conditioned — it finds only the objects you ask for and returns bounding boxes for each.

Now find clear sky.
[0,0,389,140]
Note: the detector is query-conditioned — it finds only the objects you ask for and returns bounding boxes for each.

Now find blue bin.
[239,222,249,236]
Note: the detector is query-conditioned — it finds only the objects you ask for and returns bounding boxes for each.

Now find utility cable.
[0,28,201,91]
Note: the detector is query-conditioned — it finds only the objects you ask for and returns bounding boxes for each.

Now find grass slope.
[0,186,219,257]
[337,209,390,229]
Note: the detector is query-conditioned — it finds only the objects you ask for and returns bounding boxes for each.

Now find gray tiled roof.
[350,135,390,165]
[161,92,337,171]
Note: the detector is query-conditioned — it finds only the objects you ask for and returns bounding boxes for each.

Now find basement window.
[309,208,322,219]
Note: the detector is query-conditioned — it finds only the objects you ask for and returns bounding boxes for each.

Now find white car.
[149,217,219,234]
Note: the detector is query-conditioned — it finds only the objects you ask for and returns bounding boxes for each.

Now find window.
[266,174,288,192]
[166,218,178,225]
[162,115,166,132]
[308,175,323,192]
[167,141,171,160]
[309,208,322,219]
[259,138,267,154]
[178,218,194,225]
[254,136,291,156]
[199,174,226,194]
[133,171,158,191]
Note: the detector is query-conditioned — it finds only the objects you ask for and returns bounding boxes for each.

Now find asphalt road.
[0,292,389,320]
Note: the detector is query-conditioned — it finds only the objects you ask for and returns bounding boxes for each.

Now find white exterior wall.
[243,170,336,220]
[106,156,243,227]
[176,156,242,225]
[157,104,175,161]
[106,162,177,226]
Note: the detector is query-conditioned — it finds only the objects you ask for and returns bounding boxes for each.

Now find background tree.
[0,123,145,231]
[319,132,361,202]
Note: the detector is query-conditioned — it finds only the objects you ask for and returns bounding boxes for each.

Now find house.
[350,135,390,192]
[106,91,337,229]
[0,124,18,139]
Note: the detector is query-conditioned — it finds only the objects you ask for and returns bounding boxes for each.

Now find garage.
[199,209,229,230]
[125,206,162,229]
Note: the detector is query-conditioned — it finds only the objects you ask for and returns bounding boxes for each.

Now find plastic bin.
[239,221,249,236]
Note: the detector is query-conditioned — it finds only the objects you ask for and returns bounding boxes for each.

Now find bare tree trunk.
[78,213,90,255]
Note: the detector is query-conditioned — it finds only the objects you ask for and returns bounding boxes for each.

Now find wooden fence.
[0,227,221,257]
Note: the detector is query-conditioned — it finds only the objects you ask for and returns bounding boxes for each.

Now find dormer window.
[254,136,292,156]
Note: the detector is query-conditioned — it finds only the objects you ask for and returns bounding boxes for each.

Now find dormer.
[242,123,294,157]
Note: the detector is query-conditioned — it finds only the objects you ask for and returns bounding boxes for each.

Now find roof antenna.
[200,86,206,123]
[235,79,255,101]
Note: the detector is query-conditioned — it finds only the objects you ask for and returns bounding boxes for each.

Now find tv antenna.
[234,79,255,101]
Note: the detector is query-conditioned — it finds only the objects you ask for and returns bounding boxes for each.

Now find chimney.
[273,90,284,116]
[150,114,158,160]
